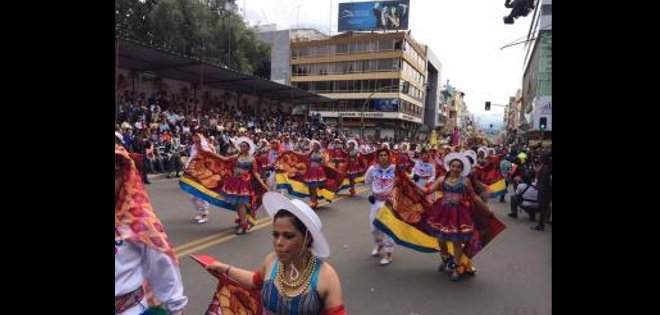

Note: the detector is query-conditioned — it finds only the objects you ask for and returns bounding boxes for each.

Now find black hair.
[274,209,313,247]
[377,148,390,157]
[522,173,533,185]
[465,155,475,166]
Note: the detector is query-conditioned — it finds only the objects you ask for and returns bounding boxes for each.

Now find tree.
[116,0,270,75]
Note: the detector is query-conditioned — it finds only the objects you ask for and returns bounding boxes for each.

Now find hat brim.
[263,193,330,258]
[444,152,471,177]
[235,136,256,155]
[464,150,477,164]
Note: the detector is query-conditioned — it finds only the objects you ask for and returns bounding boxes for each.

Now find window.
[353,41,365,54]
[392,59,401,71]
[541,4,552,16]
[331,81,340,92]
[316,45,328,56]
[377,59,391,71]
[336,43,349,54]
[379,38,393,51]
[394,39,403,50]
[366,40,378,52]
[300,47,310,57]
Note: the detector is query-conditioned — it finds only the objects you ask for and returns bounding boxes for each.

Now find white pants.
[191,196,209,213]
[268,171,277,191]
[370,200,395,254]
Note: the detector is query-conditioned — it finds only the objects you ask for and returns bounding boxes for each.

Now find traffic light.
[485,101,491,111]
[539,117,547,131]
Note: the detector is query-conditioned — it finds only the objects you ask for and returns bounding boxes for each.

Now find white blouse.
[365,164,396,198]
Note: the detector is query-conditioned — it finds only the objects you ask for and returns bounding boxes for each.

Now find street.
[147,178,551,315]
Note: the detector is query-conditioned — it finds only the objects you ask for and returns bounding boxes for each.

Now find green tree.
[116,0,270,76]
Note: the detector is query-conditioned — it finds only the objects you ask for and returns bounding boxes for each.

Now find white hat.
[234,136,256,155]
[478,146,489,157]
[263,192,330,258]
[464,150,478,166]
[444,152,471,177]
[381,142,390,150]
[347,139,358,148]
[399,142,410,151]
[310,139,322,148]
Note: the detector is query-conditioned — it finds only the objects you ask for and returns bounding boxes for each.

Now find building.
[257,25,329,86]
[521,0,552,146]
[503,89,524,144]
[424,47,443,134]
[290,31,428,140]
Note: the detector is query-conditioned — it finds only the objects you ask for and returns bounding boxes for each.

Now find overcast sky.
[237,0,535,129]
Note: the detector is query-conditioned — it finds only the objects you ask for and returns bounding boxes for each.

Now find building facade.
[290,31,428,140]
[257,25,330,86]
[522,0,552,145]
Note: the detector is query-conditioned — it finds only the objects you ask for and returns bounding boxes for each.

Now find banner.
[338,0,410,32]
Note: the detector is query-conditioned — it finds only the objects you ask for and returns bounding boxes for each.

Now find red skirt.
[303,166,327,185]
[346,162,363,177]
[426,200,475,242]
[221,175,254,205]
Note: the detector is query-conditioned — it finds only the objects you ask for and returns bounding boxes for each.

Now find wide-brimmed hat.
[443,152,471,177]
[463,150,478,166]
[234,136,256,155]
[310,139,322,148]
[347,139,358,148]
[263,192,330,258]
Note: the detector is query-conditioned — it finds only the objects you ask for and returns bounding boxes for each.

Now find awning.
[117,38,332,104]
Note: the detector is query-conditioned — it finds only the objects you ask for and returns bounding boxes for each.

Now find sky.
[236,0,535,129]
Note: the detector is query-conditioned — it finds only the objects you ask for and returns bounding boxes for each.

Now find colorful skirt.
[345,162,363,179]
[426,201,475,243]
[221,176,254,205]
[303,166,326,188]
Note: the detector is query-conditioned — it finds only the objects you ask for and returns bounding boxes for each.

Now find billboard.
[374,99,399,111]
[338,0,410,32]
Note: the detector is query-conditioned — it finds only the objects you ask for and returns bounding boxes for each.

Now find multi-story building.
[522,0,552,145]
[257,25,330,86]
[423,46,443,134]
[290,31,428,140]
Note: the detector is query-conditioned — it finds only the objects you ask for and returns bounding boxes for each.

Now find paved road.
[146,179,551,315]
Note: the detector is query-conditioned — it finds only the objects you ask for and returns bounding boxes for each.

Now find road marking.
[174,186,371,258]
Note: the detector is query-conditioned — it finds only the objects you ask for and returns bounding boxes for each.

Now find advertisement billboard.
[374,99,399,111]
[338,0,410,32]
